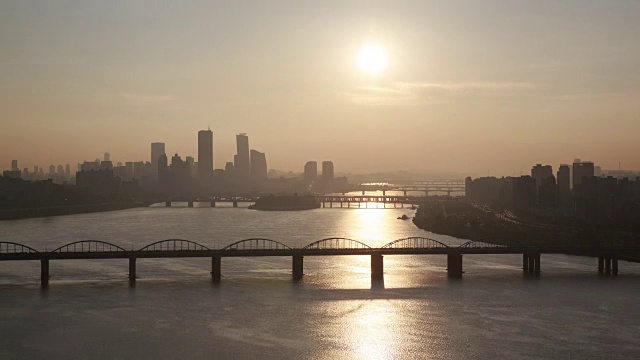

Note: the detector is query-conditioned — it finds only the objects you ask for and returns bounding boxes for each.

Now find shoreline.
[0,202,152,221]
[413,202,640,263]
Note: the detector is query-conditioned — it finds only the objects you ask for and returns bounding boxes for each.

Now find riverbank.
[413,200,640,262]
[0,201,151,220]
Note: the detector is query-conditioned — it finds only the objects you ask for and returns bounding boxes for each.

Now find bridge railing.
[51,240,127,253]
[222,238,292,251]
[138,239,211,252]
[0,242,40,254]
[382,237,449,249]
[303,238,371,250]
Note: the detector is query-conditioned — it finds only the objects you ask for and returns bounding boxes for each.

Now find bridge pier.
[233,201,238,208]
[362,190,365,196]
[382,190,386,196]
[40,258,49,289]
[211,256,221,283]
[188,201,194,208]
[292,255,303,281]
[447,254,463,278]
[523,253,540,277]
[165,201,171,207]
[598,256,604,274]
[129,257,136,286]
[210,201,216,207]
[371,253,384,281]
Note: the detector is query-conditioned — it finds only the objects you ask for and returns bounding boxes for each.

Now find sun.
[357,44,388,75]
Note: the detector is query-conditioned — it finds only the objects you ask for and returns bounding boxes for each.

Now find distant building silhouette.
[57,165,64,174]
[304,161,317,182]
[573,160,595,188]
[225,162,234,173]
[250,150,267,188]
[235,133,250,180]
[104,152,110,162]
[322,161,334,182]
[198,129,214,189]
[151,142,166,178]
[557,164,571,204]
[11,160,18,171]
[49,165,55,175]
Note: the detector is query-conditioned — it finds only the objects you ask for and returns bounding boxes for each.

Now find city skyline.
[2,1,640,174]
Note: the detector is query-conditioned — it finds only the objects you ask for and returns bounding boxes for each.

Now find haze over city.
[2,1,640,175]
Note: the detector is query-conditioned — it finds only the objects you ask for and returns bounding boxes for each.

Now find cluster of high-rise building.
[466,159,640,226]
[3,128,349,197]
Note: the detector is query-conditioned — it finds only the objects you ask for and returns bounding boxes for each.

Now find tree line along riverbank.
[412,200,640,262]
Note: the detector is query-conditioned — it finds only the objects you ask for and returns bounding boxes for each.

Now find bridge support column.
[40,258,49,289]
[330,202,332,208]
[371,253,384,281]
[322,202,325,208]
[165,201,171,207]
[362,190,365,196]
[233,201,238,208]
[447,254,463,278]
[382,190,386,196]
[612,257,619,276]
[211,256,221,283]
[210,201,216,207]
[605,257,612,275]
[188,201,194,208]
[523,253,541,277]
[598,256,605,274]
[292,255,303,281]
[129,257,136,286]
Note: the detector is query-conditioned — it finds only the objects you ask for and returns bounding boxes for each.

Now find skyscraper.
[151,142,166,177]
[250,150,267,187]
[557,164,570,194]
[573,160,594,188]
[304,161,317,182]
[11,160,18,171]
[104,152,110,162]
[198,129,213,187]
[322,161,334,182]
[235,133,250,180]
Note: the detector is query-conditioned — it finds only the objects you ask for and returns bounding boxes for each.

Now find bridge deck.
[1,246,638,261]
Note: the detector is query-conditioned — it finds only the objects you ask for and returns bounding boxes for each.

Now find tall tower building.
[250,150,267,187]
[151,142,166,177]
[11,160,18,171]
[198,129,214,186]
[104,152,110,162]
[557,164,570,193]
[235,133,250,180]
[322,161,334,182]
[304,161,317,182]
[572,160,594,188]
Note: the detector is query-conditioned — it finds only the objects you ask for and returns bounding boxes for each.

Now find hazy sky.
[2,1,640,176]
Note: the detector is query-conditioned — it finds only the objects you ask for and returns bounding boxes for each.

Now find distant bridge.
[1,239,636,288]
[154,195,432,209]
[355,180,466,196]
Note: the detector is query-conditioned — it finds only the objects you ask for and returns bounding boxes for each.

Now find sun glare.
[357,44,387,75]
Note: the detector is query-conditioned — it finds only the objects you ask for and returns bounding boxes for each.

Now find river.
[1,204,639,359]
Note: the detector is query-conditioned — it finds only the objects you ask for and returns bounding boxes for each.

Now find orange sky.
[2,1,640,176]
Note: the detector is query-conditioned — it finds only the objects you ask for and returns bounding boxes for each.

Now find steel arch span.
[382,237,450,249]
[303,238,371,250]
[222,238,292,251]
[0,242,40,254]
[138,239,211,252]
[51,240,127,253]
[459,241,507,249]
